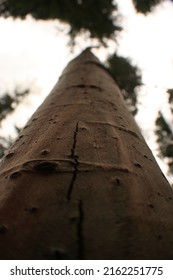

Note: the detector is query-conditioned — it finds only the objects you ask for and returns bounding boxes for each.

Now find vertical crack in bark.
[78,200,84,259]
[67,122,79,201]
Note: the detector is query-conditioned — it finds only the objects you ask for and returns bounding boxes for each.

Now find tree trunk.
[0,49,173,260]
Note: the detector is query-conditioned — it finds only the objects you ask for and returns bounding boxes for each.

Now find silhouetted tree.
[0,88,29,157]
[107,53,142,115]
[155,89,173,174]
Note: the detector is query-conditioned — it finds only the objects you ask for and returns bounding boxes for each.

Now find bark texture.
[0,49,173,259]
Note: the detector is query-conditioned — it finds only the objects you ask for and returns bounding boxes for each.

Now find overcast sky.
[0,0,173,179]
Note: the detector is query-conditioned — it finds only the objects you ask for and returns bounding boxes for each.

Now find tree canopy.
[0,0,121,43]
[133,0,173,13]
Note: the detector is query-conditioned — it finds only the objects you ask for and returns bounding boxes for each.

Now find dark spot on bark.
[148,204,154,209]
[40,149,50,155]
[144,155,148,158]
[116,178,121,185]
[25,207,38,214]
[157,235,162,240]
[69,217,77,224]
[5,152,15,159]
[32,118,37,122]
[46,249,66,260]
[48,118,53,121]
[111,177,121,186]
[10,171,21,179]
[19,135,23,139]
[34,161,57,174]
[134,163,142,168]
[0,225,7,234]
[168,197,173,200]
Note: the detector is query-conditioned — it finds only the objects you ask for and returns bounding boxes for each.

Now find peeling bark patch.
[10,171,21,179]
[34,162,57,174]
[67,123,79,201]
[78,200,84,259]
[0,225,7,234]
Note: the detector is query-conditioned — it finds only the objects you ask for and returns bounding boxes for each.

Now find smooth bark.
[0,49,173,259]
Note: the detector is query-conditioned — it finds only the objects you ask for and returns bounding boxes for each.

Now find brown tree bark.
[0,49,173,259]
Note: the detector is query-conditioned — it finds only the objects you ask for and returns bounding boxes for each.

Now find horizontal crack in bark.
[84,121,141,140]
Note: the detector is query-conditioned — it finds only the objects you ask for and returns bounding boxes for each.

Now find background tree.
[155,89,173,176]
[106,53,142,115]
[0,88,29,157]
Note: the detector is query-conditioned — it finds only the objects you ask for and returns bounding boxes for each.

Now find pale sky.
[0,0,173,180]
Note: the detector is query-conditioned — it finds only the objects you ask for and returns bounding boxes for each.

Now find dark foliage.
[0,88,29,158]
[0,0,121,43]
[167,88,173,108]
[133,0,162,13]
[0,88,29,121]
[106,53,142,115]
[155,110,173,173]
[133,0,173,14]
